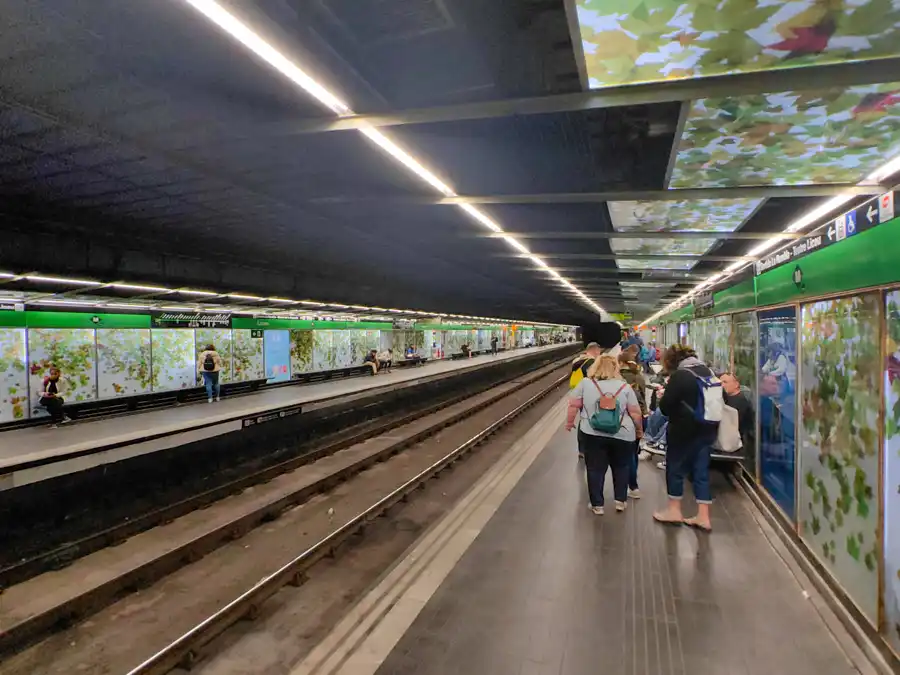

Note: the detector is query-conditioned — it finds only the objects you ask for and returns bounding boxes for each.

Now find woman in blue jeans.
[653,345,717,531]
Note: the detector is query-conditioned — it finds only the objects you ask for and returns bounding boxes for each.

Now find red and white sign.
[879,191,895,223]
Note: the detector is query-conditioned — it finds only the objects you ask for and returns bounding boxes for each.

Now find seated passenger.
[377,348,393,372]
[40,366,72,428]
[460,343,470,357]
[363,349,378,375]
[405,344,417,360]
[720,372,755,453]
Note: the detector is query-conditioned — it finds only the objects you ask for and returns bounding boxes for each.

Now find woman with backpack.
[197,343,223,403]
[653,345,720,531]
[566,354,644,515]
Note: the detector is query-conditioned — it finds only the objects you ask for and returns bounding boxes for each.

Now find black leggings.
[578,429,632,506]
[42,396,65,423]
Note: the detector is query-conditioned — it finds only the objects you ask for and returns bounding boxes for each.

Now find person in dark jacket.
[721,372,754,456]
[619,348,647,498]
[653,345,717,531]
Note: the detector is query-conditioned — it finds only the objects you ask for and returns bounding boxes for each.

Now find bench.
[395,356,428,367]
[291,364,375,383]
[2,377,269,432]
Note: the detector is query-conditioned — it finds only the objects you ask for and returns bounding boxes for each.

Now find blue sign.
[846,209,857,236]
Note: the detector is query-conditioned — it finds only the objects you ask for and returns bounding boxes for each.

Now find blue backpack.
[638,345,651,362]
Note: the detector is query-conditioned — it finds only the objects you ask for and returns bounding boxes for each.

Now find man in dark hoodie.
[653,345,718,531]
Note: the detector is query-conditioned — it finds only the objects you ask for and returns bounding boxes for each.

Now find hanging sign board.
[755,192,893,276]
[150,311,232,329]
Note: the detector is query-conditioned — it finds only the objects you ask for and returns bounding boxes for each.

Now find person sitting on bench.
[460,343,471,358]
[377,348,393,372]
[40,366,72,428]
[363,349,379,375]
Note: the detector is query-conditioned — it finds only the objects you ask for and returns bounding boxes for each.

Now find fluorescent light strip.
[178,289,219,296]
[638,166,898,326]
[178,0,602,316]
[110,283,173,293]
[25,275,101,286]
[228,294,264,301]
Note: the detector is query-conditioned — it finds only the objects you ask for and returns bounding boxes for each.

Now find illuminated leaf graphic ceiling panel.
[607,198,763,271]
[575,0,900,89]
[670,82,900,187]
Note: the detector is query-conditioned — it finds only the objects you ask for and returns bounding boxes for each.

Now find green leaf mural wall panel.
[756,216,900,307]
[884,289,900,654]
[290,330,314,375]
[575,0,900,89]
[348,330,368,366]
[713,314,733,372]
[97,329,152,398]
[150,329,195,391]
[671,84,900,188]
[232,330,264,381]
[28,329,97,408]
[312,330,335,372]
[333,330,353,369]
[195,328,232,384]
[365,330,381,352]
[798,293,881,624]
[689,317,715,366]
[0,328,28,422]
[733,311,758,474]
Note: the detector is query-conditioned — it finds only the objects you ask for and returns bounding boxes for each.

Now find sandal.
[684,517,712,532]
[653,511,683,525]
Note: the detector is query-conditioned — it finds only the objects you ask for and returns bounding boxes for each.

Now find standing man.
[197,343,223,403]
[490,334,499,356]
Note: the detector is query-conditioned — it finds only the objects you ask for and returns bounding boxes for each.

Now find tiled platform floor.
[375,430,861,675]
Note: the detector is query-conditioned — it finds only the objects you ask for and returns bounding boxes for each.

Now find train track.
[0,358,570,669]
[0,349,573,590]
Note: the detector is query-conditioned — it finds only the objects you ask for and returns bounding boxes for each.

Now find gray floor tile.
[375,429,860,675]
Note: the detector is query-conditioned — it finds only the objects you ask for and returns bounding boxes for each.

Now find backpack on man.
[587,381,627,434]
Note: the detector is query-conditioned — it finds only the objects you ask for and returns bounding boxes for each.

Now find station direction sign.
[755,191,893,276]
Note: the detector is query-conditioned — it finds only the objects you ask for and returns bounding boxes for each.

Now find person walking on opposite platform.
[197,344,223,403]
[566,354,644,515]
[653,345,718,531]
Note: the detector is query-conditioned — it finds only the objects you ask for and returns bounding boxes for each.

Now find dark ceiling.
[0,0,837,324]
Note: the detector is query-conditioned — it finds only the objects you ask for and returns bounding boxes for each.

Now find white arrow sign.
[866,205,877,223]
[827,226,835,241]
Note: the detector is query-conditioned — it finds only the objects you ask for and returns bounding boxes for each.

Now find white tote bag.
[714,405,743,453]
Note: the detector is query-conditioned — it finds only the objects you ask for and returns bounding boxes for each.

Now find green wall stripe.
[25,311,151,329]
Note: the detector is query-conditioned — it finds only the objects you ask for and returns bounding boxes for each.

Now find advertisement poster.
[265,329,291,383]
[758,307,797,519]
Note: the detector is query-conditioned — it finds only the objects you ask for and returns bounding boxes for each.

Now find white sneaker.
[61,416,73,424]
[628,488,641,499]
[591,506,604,515]
[615,501,626,512]
[216,396,221,402]
[208,398,213,404]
